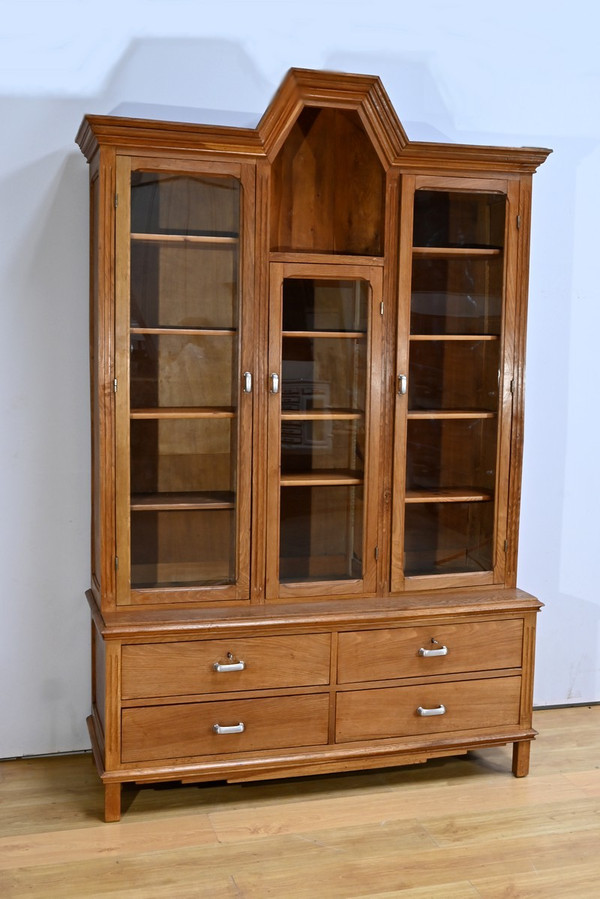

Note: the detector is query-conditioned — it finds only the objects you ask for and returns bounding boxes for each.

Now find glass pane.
[278,277,369,584]
[131,333,236,408]
[406,419,497,494]
[404,503,494,576]
[131,509,235,587]
[280,486,363,582]
[408,340,499,412]
[130,419,236,497]
[413,191,505,249]
[410,256,503,335]
[131,172,239,237]
[128,171,241,592]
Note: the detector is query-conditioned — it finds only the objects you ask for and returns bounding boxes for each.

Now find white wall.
[1,0,598,757]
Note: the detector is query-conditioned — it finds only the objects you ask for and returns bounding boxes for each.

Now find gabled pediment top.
[257,68,409,168]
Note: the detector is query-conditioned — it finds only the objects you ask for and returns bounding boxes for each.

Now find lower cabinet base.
[88,714,537,823]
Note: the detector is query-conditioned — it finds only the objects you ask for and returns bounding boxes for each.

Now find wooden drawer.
[121,633,331,699]
[122,693,329,763]
[337,619,523,684]
[336,676,521,742]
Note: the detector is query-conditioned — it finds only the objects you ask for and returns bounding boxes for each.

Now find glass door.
[266,263,383,599]
[393,178,517,591]
[115,158,253,604]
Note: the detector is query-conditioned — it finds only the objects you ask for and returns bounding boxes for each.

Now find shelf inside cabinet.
[130,407,236,419]
[412,247,502,258]
[409,334,499,342]
[282,330,366,339]
[407,410,496,420]
[130,232,239,245]
[405,487,493,503]
[130,491,235,511]
[281,409,363,421]
[130,327,236,337]
[280,470,363,487]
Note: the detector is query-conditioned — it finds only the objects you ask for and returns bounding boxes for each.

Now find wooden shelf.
[410,334,499,342]
[405,487,493,503]
[282,330,365,339]
[131,232,238,245]
[281,409,363,421]
[130,327,236,336]
[412,246,502,257]
[130,407,235,419]
[131,492,235,511]
[280,470,363,487]
[407,410,496,420]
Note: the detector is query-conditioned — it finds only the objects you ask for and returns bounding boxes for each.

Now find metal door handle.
[270,372,280,394]
[417,705,446,717]
[398,374,407,395]
[213,723,245,735]
[243,371,252,393]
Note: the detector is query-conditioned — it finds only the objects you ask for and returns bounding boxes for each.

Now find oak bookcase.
[76,69,550,821]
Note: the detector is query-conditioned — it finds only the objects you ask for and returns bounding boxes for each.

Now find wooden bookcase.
[76,69,550,821]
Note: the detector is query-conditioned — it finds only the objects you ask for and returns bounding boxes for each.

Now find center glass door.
[266,263,383,599]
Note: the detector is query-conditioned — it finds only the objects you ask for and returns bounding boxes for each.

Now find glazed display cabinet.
[76,69,549,821]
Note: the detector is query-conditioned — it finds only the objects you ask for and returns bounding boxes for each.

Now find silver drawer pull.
[243,371,253,393]
[213,660,246,673]
[418,645,448,657]
[417,704,446,717]
[213,722,245,735]
[270,372,280,394]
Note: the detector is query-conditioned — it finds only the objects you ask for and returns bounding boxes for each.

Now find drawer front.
[335,676,521,743]
[122,633,331,699]
[337,619,523,683]
[122,693,329,763]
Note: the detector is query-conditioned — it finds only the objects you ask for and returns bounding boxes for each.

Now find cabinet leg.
[512,740,531,777]
[104,782,122,822]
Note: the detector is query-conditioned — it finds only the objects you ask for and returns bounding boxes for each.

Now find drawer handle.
[213,652,246,673]
[213,660,246,673]
[417,704,446,717]
[213,722,245,735]
[418,640,448,658]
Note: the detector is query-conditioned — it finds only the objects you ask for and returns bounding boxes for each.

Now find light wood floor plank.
[0,706,599,897]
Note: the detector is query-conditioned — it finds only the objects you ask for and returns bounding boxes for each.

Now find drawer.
[337,619,523,683]
[335,676,521,742]
[122,693,330,763]
[122,633,331,699]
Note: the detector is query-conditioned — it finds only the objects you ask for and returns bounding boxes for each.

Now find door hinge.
[516,214,521,229]
[115,555,119,570]
[113,378,118,393]
[380,301,384,316]
[115,192,119,209]
[374,546,379,561]
[503,540,508,553]
[509,378,515,395]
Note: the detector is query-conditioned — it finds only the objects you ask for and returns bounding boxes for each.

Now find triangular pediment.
[257,68,408,168]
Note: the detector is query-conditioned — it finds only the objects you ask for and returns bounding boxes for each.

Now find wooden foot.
[104,782,122,822]
[512,740,531,777]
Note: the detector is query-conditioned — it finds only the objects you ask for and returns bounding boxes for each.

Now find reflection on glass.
[280,486,363,582]
[408,340,499,411]
[279,278,368,583]
[128,171,241,590]
[406,419,497,494]
[410,257,503,335]
[404,503,494,576]
[413,191,505,249]
[131,509,235,587]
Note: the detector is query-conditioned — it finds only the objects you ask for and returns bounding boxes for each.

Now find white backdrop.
[1,0,599,757]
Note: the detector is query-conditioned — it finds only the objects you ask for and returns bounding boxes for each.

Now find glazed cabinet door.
[114,157,255,605]
[392,176,519,592]
[266,262,384,598]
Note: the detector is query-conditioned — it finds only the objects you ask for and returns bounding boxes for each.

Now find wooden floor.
[1,706,599,897]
